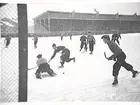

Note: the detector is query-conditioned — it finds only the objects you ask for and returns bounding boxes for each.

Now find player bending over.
[101,35,139,86]
[48,43,75,68]
[4,36,11,48]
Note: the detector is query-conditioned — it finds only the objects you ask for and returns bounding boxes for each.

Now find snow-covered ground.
[0,33,140,103]
[27,33,140,102]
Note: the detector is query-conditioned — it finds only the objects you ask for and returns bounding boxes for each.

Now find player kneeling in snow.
[101,35,139,86]
[35,54,56,79]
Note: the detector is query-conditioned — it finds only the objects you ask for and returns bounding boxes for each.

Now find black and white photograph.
[0,0,140,105]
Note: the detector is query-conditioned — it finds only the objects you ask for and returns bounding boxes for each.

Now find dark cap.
[52,43,56,47]
[37,54,42,58]
[101,35,110,40]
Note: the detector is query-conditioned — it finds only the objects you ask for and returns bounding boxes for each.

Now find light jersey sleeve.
[36,58,47,66]
[107,41,123,57]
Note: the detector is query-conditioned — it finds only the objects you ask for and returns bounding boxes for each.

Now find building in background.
[1,17,18,37]
[33,10,140,36]
[1,17,34,37]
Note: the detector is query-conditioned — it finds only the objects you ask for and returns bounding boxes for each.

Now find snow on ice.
[28,33,140,102]
[1,33,140,102]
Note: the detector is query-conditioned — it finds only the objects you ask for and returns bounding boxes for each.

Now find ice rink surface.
[1,33,140,102]
[27,33,140,102]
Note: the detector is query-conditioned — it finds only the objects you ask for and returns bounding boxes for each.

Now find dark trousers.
[89,41,94,52]
[70,35,72,40]
[80,41,87,51]
[60,48,73,66]
[34,40,38,47]
[61,36,63,41]
[6,40,10,47]
[113,52,133,76]
[36,63,55,76]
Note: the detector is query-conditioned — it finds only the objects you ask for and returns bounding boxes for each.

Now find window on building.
[45,19,49,30]
[37,20,40,28]
[41,19,45,27]
[45,19,48,25]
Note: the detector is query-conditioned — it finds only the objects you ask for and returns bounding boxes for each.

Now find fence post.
[18,4,28,102]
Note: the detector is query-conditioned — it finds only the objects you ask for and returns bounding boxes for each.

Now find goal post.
[0,3,28,102]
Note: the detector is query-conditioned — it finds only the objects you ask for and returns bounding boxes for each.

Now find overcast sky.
[1,0,140,25]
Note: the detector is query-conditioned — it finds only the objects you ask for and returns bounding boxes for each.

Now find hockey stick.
[104,52,109,60]
[28,66,37,70]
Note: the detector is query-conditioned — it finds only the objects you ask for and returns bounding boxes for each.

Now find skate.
[35,73,42,79]
[35,46,37,49]
[58,65,64,68]
[89,52,92,54]
[112,79,118,86]
[49,73,55,76]
[82,50,86,53]
[52,72,57,76]
[73,57,75,63]
[47,69,57,76]
[50,72,57,77]
[132,71,140,78]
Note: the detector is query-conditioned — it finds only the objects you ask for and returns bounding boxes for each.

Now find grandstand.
[33,10,140,36]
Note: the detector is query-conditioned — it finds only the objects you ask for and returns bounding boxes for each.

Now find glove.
[108,57,116,61]
[113,57,116,61]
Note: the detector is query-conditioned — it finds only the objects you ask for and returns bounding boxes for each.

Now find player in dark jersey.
[101,35,139,86]
[48,43,75,68]
[80,35,87,52]
[111,33,121,45]
[70,34,72,40]
[4,36,11,48]
[87,32,96,54]
[32,36,38,48]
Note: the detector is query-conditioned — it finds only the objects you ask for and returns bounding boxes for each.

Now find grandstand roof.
[33,10,140,21]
